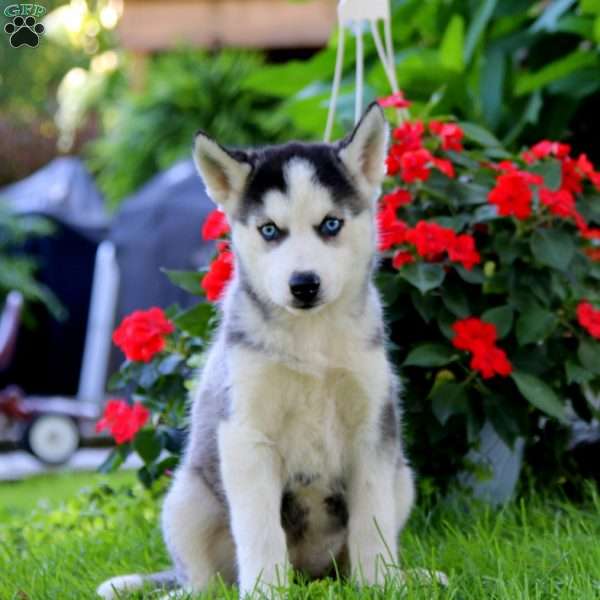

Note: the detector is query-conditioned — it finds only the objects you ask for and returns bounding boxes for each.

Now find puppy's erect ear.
[193,131,252,210]
[337,102,389,192]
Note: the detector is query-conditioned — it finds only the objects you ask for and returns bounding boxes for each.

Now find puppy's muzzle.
[289,271,320,308]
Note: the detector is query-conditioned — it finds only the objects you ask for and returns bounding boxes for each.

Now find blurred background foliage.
[85,50,290,206]
[0,207,62,319]
[0,0,119,186]
[1,0,600,202]
[244,0,600,155]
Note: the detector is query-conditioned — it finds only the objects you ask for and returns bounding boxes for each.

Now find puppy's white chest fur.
[264,363,368,483]
[227,355,372,576]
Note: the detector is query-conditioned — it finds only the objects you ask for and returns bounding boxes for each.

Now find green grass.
[0,470,135,520]
[0,473,599,599]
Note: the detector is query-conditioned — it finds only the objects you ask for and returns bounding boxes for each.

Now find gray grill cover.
[109,159,216,321]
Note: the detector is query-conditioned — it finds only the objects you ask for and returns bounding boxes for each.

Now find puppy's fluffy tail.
[96,570,178,599]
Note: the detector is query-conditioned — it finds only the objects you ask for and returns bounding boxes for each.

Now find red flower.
[381,188,412,210]
[95,399,150,444]
[447,234,481,270]
[392,250,415,269]
[584,248,600,262]
[201,246,234,302]
[574,152,600,190]
[386,148,402,176]
[452,317,512,379]
[377,91,411,108]
[574,211,600,240]
[377,206,410,251]
[400,149,432,183]
[491,160,519,173]
[584,229,600,240]
[522,140,571,164]
[201,209,230,241]
[432,157,455,178]
[561,157,583,194]
[469,342,513,379]
[392,121,424,154]
[539,187,576,219]
[429,121,464,152]
[576,301,600,339]
[576,153,595,177]
[452,317,497,352]
[113,307,175,363]
[406,221,455,260]
[488,172,536,219]
[578,155,600,191]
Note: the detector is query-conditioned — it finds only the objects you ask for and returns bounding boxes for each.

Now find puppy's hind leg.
[162,466,236,592]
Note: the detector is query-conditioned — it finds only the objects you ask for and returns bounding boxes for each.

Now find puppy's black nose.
[289,271,320,305]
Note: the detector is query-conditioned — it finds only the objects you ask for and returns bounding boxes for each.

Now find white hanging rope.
[383,15,398,91]
[325,0,396,141]
[369,19,396,94]
[354,22,364,125]
[324,26,345,142]
[369,18,407,123]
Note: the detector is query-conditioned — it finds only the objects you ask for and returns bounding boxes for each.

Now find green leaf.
[511,371,567,423]
[134,429,164,464]
[242,50,336,98]
[581,0,600,14]
[472,204,500,223]
[530,228,575,271]
[398,263,446,294]
[578,338,600,375]
[565,360,595,385]
[173,303,215,338]
[481,306,514,338]
[437,307,459,340]
[98,445,130,473]
[529,159,562,191]
[515,305,557,345]
[139,363,160,389]
[481,46,505,129]
[430,382,468,425]
[439,15,465,72]
[403,343,457,367]
[484,395,522,448]
[162,269,204,296]
[502,91,543,147]
[460,122,502,147]
[158,354,184,376]
[376,272,403,305]
[515,51,599,95]
[441,281,470,317]
[455,265,485,284]
[410,289,438,324]
[555,14,595,39]
[464,0,498,63]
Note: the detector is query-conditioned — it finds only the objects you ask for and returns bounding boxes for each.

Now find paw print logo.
[4,16,45,48]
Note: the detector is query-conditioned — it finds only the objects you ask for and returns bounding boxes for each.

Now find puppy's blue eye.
[319,217,343,237]
[259,222,281,241]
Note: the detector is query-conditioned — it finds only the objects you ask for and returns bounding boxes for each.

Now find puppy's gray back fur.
[184,330,231,503]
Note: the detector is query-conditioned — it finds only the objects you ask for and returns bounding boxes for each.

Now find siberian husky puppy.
[98,103,416,599]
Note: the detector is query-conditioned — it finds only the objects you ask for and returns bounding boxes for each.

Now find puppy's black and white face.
[193,103,389,314]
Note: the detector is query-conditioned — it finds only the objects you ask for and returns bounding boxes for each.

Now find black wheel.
[22,414,80,465]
